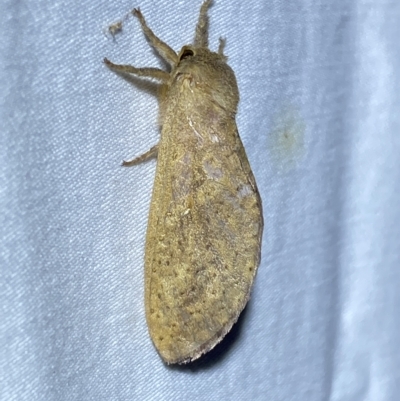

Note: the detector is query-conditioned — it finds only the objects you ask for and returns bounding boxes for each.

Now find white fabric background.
[1,0,400,400]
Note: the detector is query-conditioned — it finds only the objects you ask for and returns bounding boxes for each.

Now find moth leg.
[104,58,169,82]
[194,0,212,48]
[122,144,159,167]
[133,8,178,66]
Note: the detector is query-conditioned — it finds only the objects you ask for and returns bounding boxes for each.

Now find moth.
[105,0,263,364]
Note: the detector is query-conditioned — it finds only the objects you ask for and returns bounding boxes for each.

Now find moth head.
[174,46,239,113]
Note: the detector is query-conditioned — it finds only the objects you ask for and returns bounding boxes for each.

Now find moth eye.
[180,49,194,60]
